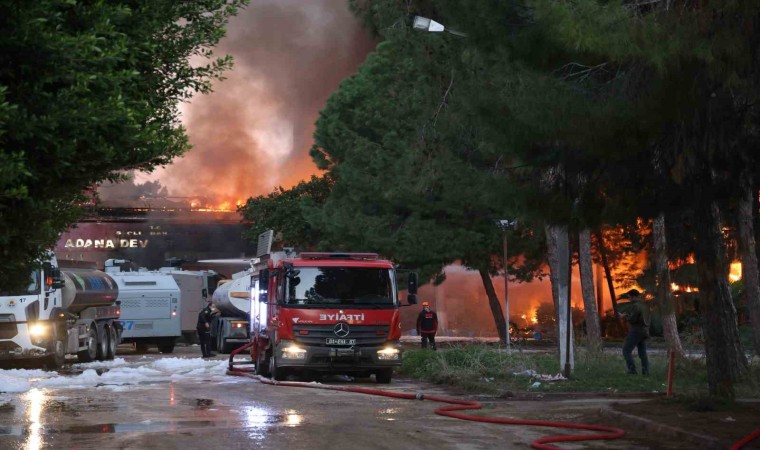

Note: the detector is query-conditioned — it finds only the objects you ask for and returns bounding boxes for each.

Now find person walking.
[618,289,650,375]
[197,302,216,358]
[416,301,438,351]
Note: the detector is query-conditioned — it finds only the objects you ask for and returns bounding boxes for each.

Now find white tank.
[211,274,250,318]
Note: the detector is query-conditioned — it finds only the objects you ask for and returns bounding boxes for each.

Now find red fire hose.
[226,346,758,450]
[227,347,625,449]
[731,429,760,450]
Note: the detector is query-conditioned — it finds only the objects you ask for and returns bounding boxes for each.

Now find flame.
[670,261,741,292]
[671,283,698,293]
[729,262,742,283]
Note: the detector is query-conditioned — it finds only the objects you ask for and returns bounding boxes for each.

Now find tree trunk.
[544,225,561,315]
[594,230,619,313]
[596,264,605,336]
[578,229,603,352]
[737,174,760,356]
[478,267,507,344]
[694,200,748,398]
[652,213,684,356]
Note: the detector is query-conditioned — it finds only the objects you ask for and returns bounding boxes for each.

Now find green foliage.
[400,345,760,397]
[0,0,247,290]
[308,5,552,283]
[240,174,334,251]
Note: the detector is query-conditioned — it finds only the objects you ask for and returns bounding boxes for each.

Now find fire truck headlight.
[29,323,49,345]
[377,347,400,360]
[282,344,307,360]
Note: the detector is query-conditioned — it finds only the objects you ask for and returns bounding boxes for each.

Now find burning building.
[55,198,256,272]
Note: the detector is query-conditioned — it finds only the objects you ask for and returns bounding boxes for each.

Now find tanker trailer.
[0,257,121,368]
[210,271,251,353]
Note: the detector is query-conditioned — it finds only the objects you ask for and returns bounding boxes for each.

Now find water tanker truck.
[210,271,252,354]
[0,257,121,368]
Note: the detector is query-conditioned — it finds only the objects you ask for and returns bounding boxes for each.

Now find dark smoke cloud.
[140,0,374,206]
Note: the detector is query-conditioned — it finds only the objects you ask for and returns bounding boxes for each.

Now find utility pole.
[497,219,517,352]
[503,229,510,353]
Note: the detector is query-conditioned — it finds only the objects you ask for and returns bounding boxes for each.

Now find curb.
[599,404,727,449]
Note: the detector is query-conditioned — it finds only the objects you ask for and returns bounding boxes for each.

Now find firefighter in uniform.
[618,289,650,375]
[416,301,438,350]
[197,302,216,358]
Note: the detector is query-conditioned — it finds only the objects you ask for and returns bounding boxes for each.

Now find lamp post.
[497,219,516,352]
[412,16,468,37]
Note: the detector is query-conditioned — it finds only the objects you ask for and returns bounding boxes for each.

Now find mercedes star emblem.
[334,322,350,337]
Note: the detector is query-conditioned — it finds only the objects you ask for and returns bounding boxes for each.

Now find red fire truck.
[248,250,417,383]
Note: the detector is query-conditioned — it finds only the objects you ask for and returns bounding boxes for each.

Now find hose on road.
[730,429,760,450]
[227,362,625,450]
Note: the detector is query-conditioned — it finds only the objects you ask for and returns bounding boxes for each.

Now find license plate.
[326,338,356,345]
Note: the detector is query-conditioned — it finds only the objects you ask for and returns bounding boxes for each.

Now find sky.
[134,0,374,208]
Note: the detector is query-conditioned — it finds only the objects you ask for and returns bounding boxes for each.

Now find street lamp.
[412,16,468,37]
[497,219,517,352]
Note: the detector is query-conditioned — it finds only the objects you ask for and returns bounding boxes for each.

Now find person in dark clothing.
[416,301,438,350]
[618,289,650,375]
[197,302,216,358]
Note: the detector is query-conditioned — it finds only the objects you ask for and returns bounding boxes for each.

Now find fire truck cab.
[249,250,417,383]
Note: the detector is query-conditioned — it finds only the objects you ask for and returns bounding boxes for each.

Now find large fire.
[189,199,245,212]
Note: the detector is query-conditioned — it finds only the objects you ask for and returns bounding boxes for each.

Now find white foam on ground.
[0,373,31,393]
[0,358,235,393]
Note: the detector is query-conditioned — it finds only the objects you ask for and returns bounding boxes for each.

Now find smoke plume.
[136,0,374,207]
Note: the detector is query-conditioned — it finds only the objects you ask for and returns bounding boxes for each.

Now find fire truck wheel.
[375,369,393,384]
[45,339,66,369]
[269,355,286,381]
[77,328,98,363]
[255,350,270,377]
[104,326,116,360]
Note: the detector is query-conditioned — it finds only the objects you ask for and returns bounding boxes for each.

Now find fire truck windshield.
[0,270,41,296]
[284,267,396,307]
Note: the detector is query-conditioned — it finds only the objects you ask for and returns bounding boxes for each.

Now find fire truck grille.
[0,315,18,339]
[292,324,391,346]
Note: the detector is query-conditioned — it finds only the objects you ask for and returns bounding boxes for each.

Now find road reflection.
[241,405,303,441]
[24,388,45,450]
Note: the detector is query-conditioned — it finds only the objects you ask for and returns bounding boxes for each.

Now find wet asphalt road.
[0,345,682,450]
